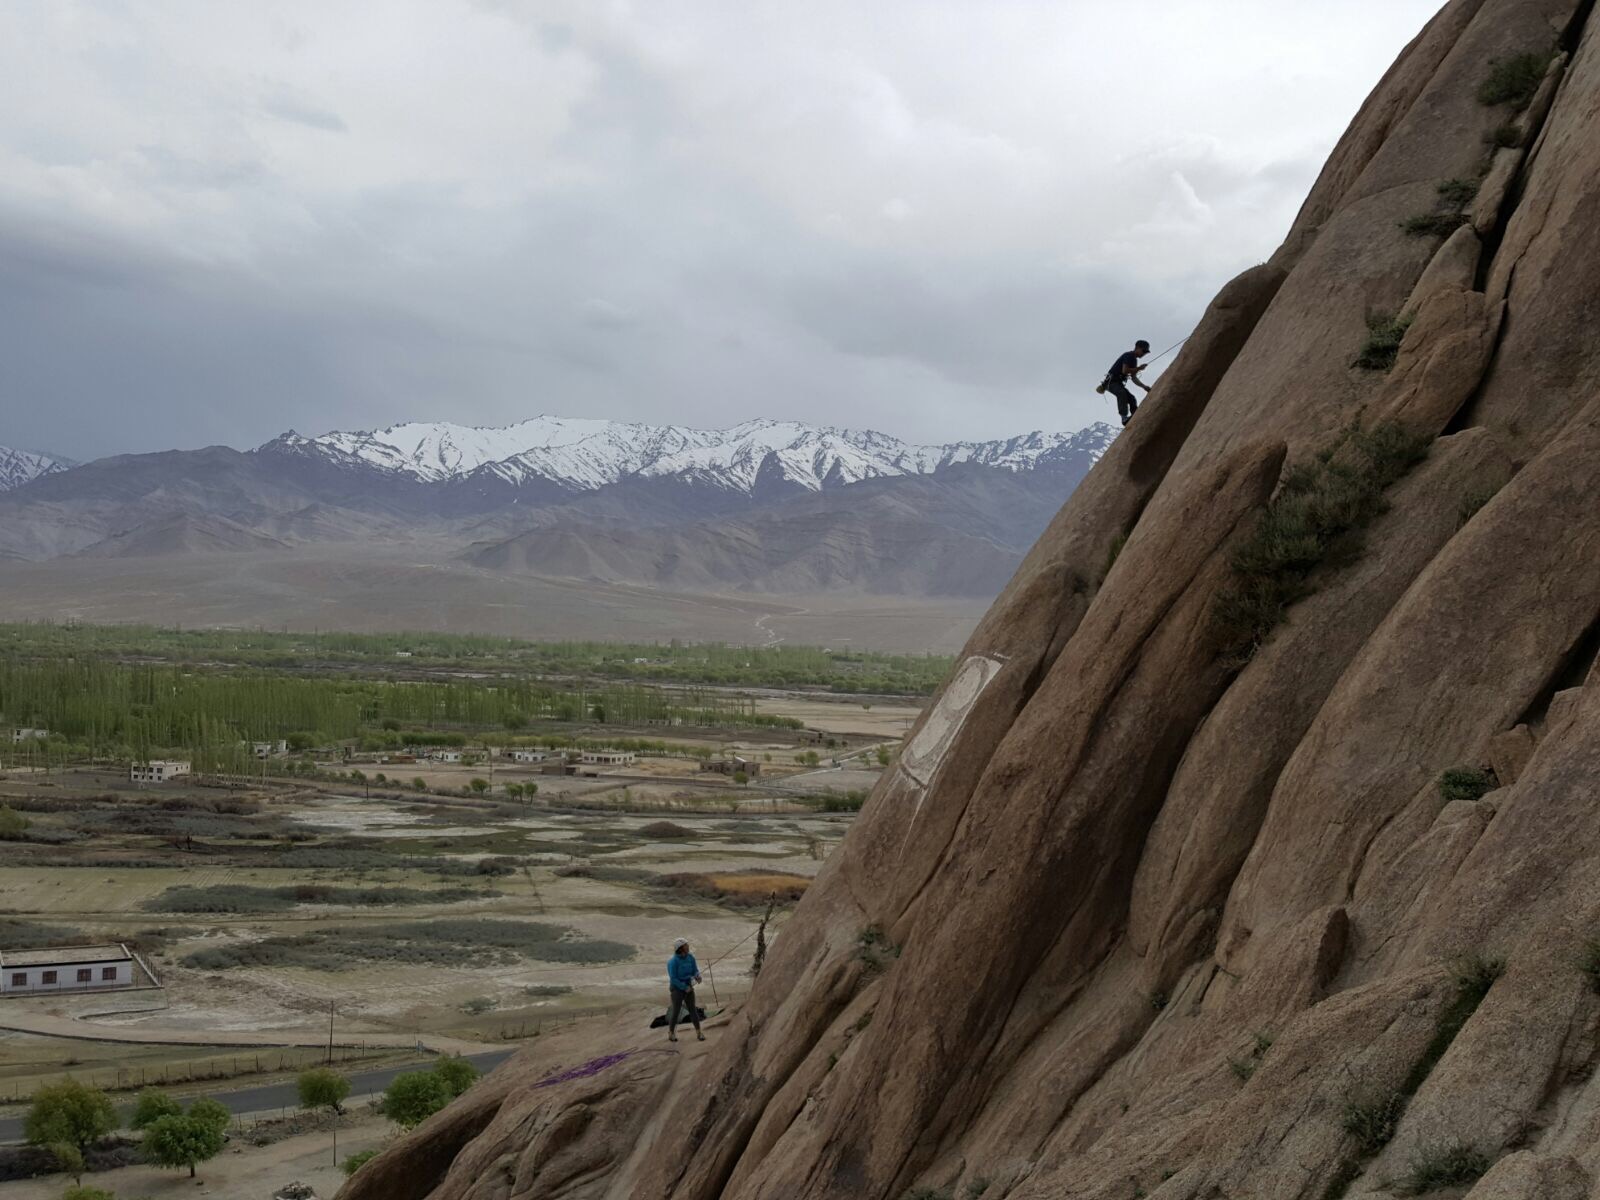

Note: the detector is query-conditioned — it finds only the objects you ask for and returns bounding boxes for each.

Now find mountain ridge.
[0,418,1115,596]
[255,415,1116,496]
[0,445,71,493]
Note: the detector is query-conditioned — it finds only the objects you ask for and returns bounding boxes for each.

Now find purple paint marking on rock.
[534,1051,633,1088]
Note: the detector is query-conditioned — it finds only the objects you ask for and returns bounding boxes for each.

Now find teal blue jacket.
[668,952,699,991]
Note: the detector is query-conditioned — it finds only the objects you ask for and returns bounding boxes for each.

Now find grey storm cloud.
[0,0,1445,461]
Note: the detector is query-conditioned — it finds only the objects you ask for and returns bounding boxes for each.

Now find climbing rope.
[1145,334,1190,366]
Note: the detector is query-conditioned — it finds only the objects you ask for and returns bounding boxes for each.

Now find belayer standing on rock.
[667,937,705,1043]
[1098,339,1152,426]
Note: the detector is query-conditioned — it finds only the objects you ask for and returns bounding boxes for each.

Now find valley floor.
[0,546,988,654]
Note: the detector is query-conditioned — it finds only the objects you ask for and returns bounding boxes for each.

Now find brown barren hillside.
[339,2,1600,1198]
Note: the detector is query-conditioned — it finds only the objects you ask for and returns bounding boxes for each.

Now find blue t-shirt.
[668,952,699,991]
[1106,351,1141,382]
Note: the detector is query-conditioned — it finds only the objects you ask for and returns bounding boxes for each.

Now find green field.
[0,621,953,695]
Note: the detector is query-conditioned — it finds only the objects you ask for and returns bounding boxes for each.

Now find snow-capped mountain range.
[261,416,1116,496]
[0,446,71,493]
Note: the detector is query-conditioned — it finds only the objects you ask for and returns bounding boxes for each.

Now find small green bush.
[820,791,867,813]
[1342,1093,1404,1156]
[1400,212,1466,239]
[1436,178,1480,208]
[63,1187,115,1200]
[0,805,30,839]
[433,1056,479,1097]
[1486,122,1522,148]
[1477,52,1551,108]
[1212,424,1430,660]
[1403,1143,1490,1193]
[1403,955,1504,1096]
[1353,313,1414,370]
[297,1067,351,1113]
[380,1070,451,1129]
[342,1147,380,1176]
[1437,767,1494,802]
[524,983,572,997]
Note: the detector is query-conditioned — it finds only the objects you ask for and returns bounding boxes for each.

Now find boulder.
[1486,723,1539,784]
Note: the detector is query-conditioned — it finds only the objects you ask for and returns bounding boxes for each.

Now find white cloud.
[0,0,1444,458]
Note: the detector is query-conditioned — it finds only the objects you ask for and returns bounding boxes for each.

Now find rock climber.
[667,936,705,1042]
[1098,339,1152,426]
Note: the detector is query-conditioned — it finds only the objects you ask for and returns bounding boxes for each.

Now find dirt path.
[0,1009,497,1055]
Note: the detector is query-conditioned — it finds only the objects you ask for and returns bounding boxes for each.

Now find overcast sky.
[1,0,1444,461]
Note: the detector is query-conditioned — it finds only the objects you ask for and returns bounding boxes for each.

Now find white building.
[510,750,548,764]
[10,728,48,743]
[130,760,192,784]
[251,740,288,758]
[580,750,637,767]
[433,750,463,764]
[1,944,135,995]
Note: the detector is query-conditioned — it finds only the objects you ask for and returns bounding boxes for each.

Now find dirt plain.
[0,546,987,654]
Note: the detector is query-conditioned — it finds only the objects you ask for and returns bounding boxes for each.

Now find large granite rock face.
[340,2,1600,1197]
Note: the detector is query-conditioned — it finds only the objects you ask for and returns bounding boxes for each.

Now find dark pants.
[667,986,700,1032]
[1107,378,1138,425]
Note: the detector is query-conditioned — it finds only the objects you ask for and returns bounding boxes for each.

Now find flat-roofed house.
[1,944,136,995]
[130,760,192,784]
[510,750,548,764]
[579,750,636,767]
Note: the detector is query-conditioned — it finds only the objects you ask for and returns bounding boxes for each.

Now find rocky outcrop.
[340,2,1600,1197]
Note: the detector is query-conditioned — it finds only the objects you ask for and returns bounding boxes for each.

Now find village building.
[701,756,761,778]
[540,759,578,776]
[510,750,548,764]
[251,739,288,758]
[10,728,48,743]
[433,750,464,764]
[130,760,192,784]
[579,750,637,767]
[1,944,141,995]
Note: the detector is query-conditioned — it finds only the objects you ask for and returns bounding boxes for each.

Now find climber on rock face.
[1099,339,1152,426]
[667,937,705,1043]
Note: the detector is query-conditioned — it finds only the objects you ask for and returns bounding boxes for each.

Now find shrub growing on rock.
[1402,1143,1490,1193]
[1476,51,1551,109]
[1437,768,1494,802]
[1211,424,1430,660]
[1352,313,1414,371]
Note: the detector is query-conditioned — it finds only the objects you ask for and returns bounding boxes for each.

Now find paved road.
[0,1048,516,1144]
[0,1008,498,1056]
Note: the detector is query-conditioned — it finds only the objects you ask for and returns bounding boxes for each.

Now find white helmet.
[673,937,690,950]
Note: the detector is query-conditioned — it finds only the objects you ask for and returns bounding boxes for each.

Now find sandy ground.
[0,1108,393,1198]
[0,795,835,1060]
[749,695,924,738]
[0,547,987,653]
